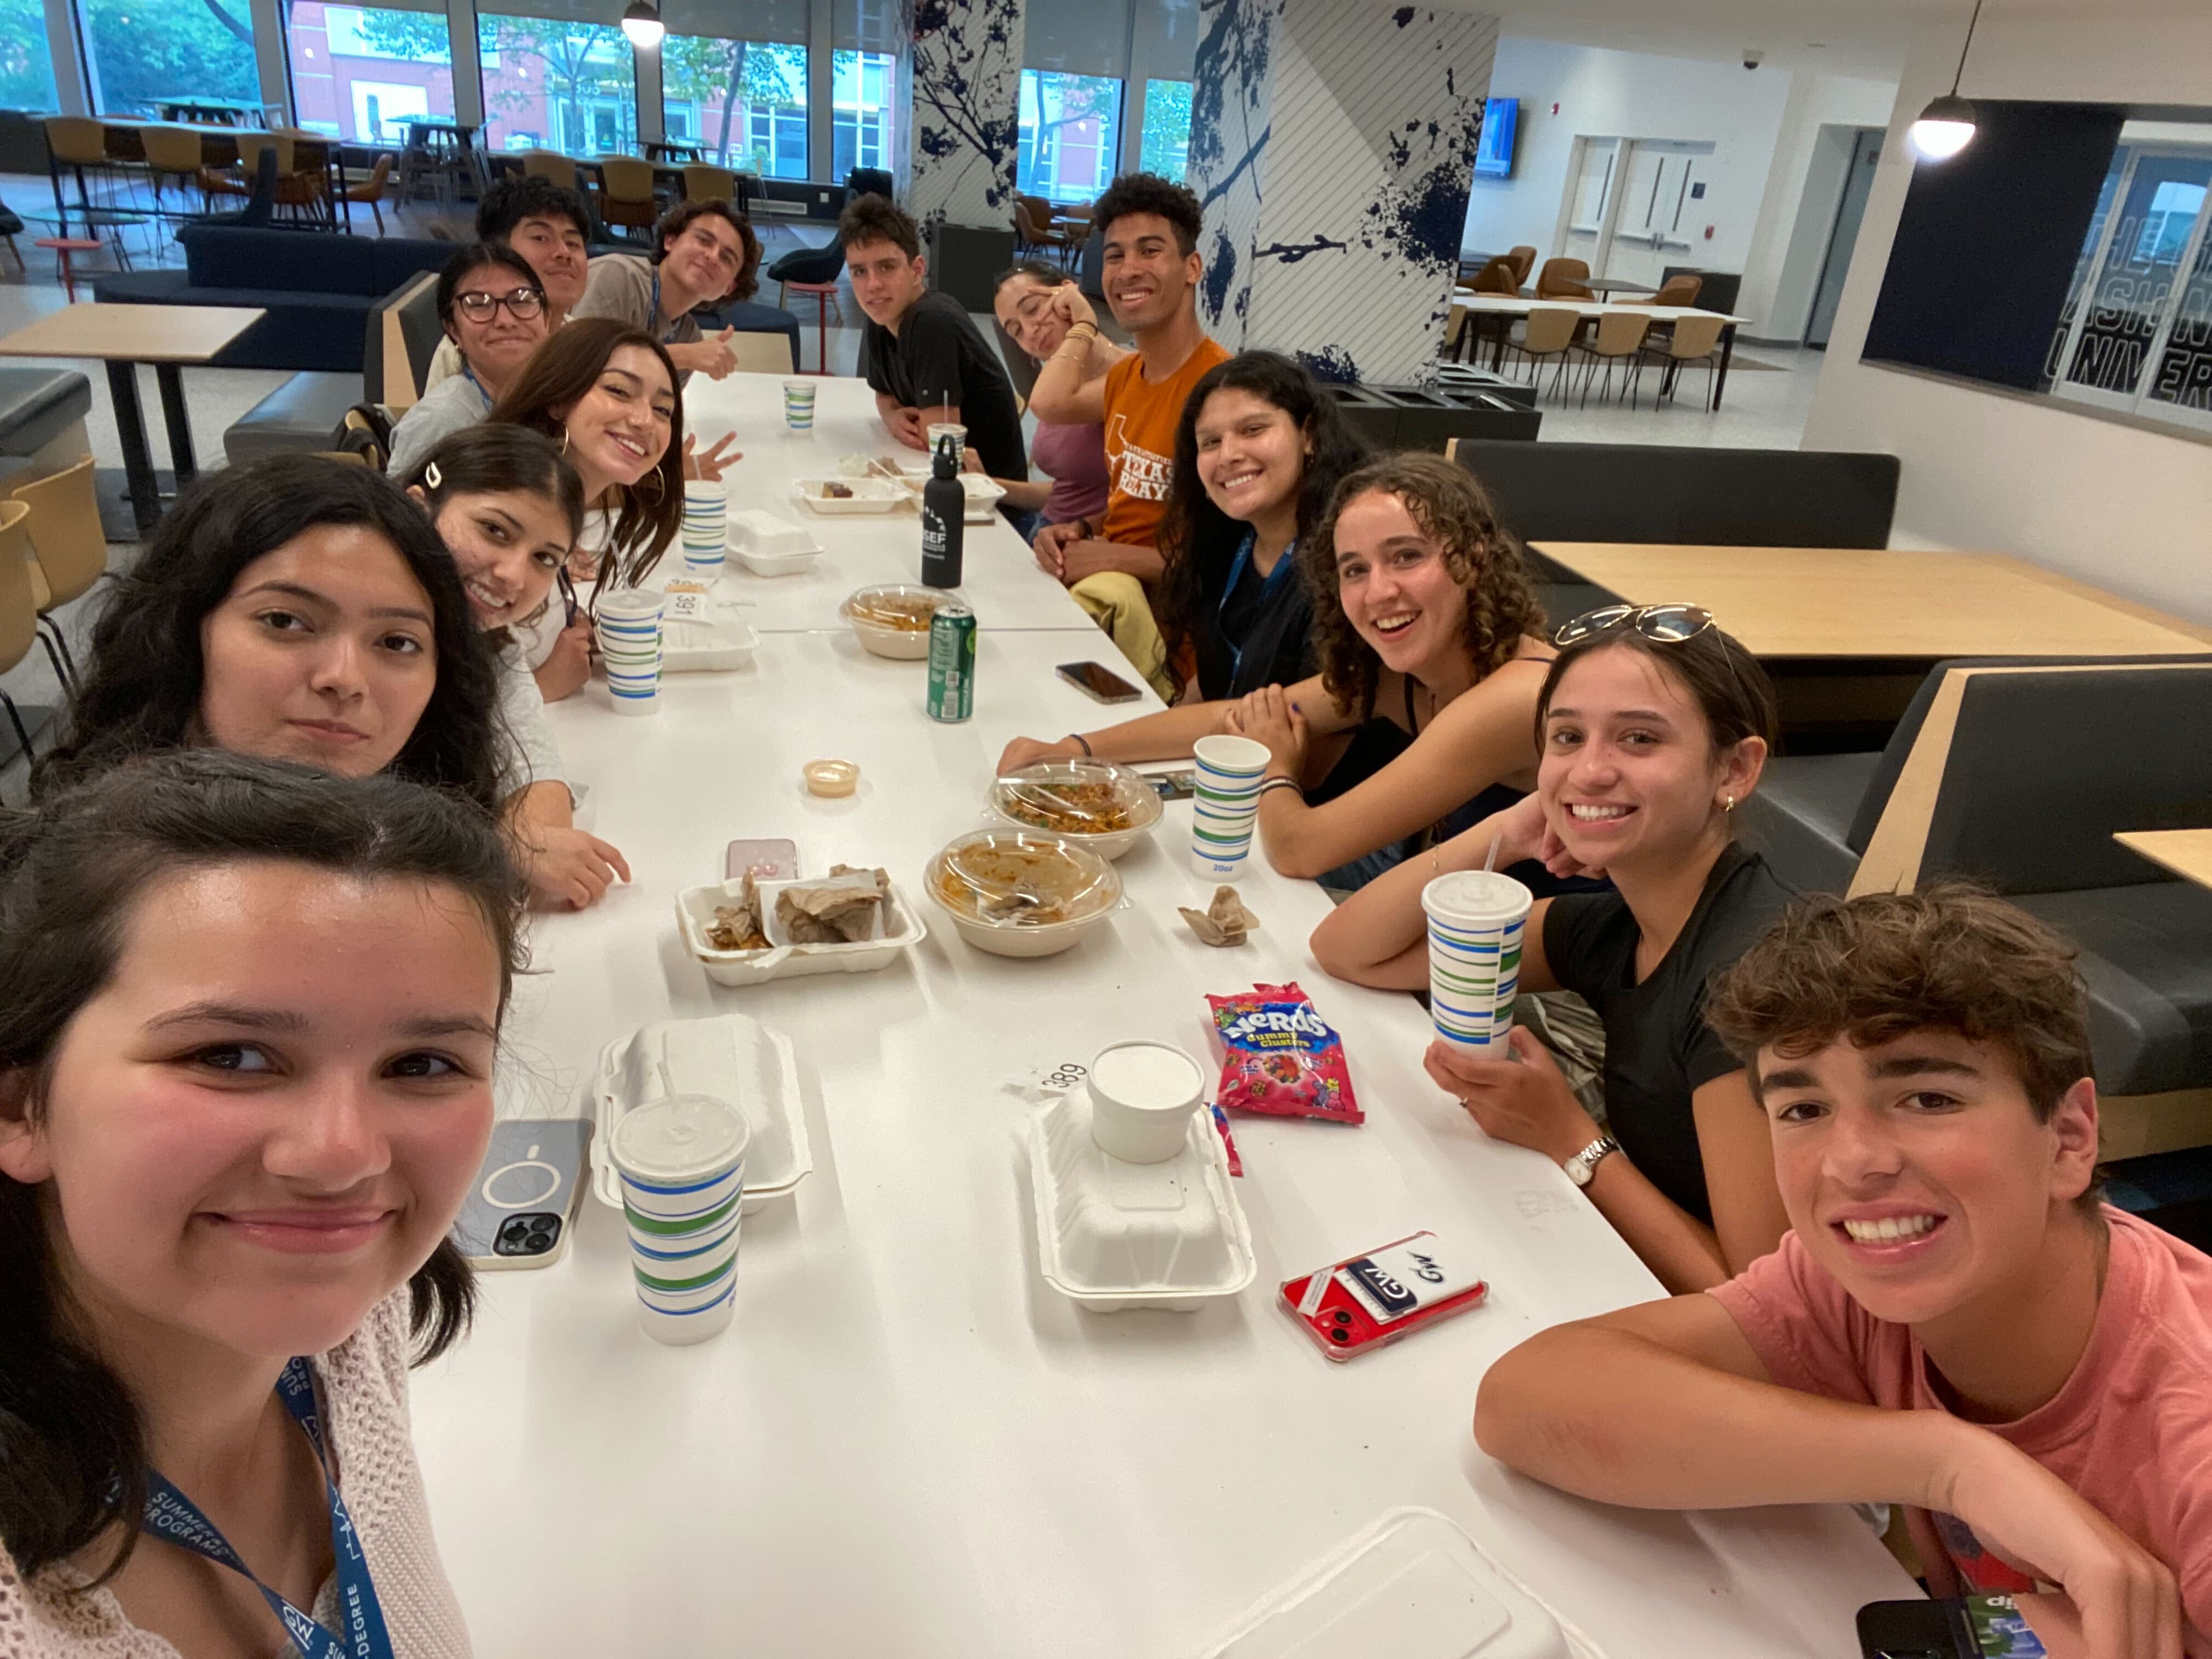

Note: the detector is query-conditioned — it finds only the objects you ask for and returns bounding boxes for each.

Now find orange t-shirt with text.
[1099,337,1232,550]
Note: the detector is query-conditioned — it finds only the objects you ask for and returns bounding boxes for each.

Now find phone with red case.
[1280,1231,1488,1361]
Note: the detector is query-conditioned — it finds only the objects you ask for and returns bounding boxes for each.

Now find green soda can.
[926,600,976,722]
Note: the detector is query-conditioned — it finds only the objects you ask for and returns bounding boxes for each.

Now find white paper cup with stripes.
[610,1094,749,1345]
[595,589,665,716]
[1189,734,1271,881]
[1422,870,1532,1052]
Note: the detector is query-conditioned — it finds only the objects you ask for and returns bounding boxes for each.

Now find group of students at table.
[0,177,2203,1659]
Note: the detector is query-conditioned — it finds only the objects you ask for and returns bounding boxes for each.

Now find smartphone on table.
[451,1119,591,1270]
[1859,1594,2063,1659]
[1056,660,1143,704]
[1279,1231,1488,1361]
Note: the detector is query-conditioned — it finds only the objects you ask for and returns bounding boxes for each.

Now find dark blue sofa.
[93,227,454,373]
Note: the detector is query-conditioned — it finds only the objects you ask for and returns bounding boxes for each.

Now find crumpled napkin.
[1178,885,1261,947]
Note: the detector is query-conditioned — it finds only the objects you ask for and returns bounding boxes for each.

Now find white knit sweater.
[0,1291,472,1658]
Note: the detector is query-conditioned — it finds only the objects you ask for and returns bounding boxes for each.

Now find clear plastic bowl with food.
[840,584,945,659]
[986,759,1162,860]
[923,830,1122,957]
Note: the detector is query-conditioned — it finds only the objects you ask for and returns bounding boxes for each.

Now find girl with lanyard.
[403,425,633,911]
[487,318,687,700]
[1312,608,1794,1292]
[385,244,549,480]
[1000,453,1565,894]
[0,748,522,1658]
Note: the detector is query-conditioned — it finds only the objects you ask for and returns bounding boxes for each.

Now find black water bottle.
[920,433,965,589]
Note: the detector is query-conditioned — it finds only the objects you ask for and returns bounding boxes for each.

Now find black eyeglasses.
[1554,602,1715,647]
[453,287,546,322]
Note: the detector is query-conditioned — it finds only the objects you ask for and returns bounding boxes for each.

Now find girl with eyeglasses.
[403,426,631,911]
[1312,605,1797,1293]
[386,244,551,479]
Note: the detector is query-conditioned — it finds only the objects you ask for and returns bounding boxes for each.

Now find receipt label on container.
[1338,1238,1479,1324]
[664,588,712,621]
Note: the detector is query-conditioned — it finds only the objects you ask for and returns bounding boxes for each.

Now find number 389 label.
[1339,1239,1482,1324]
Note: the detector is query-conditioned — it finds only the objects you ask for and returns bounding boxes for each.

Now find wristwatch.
[1563,1135,1620,1188]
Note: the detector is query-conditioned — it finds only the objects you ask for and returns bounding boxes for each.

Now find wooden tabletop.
[2114,830,2212,889]
[1530,543,2212,660]
[0,304,266,364]
[1451,292,1751,324]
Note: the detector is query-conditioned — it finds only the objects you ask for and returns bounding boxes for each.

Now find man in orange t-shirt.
[1028,173,1228,588]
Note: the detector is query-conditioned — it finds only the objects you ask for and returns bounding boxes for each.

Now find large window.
[832,48,897,180]
[83,0,261,117]
[0,0,59,111]
[663,37,805,175]
[2046,141,2212,432]
[477,10,634,154]
[1139,78,1190,181]
[1017,69,1119,205]
[286,1,456,144]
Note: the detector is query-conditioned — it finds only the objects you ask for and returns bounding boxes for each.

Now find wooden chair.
[44,116,109,215]
[1640,311,1726,409]
[1013,194,1075,265]
[682,162,737,204]
[139,125,207,215]
[597,156,661,236]
[344,153,396,233]
[1504,245,1537,286]
[1536,256,1595,300]
[12,456,105,687]
[1505,306,1581,398]
[521,149,581,190]
[1570,309,1651,408]
[1628,273,1703,308]
[0,499,57,778]
[727,333,799,374]
[1469,256,1517,295]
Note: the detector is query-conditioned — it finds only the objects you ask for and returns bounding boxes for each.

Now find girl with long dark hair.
[38,454,505,812]
[0,748,524,1656]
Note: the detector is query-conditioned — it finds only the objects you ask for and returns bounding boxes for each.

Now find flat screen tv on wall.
[1475,98,1519,179]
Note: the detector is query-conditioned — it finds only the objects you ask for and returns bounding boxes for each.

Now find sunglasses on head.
[1553,603,1716,647]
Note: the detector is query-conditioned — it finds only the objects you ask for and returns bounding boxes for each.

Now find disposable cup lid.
[1423,869,1533,927]
[610,1093,748,1182]
[1089,1041,1204,1115]
[596,590,665,622]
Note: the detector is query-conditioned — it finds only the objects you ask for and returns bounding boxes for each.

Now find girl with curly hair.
[1000,452,1566,889]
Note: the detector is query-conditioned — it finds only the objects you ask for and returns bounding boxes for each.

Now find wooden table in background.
[0,303,263,537]
[2114,830,2212,890]
[1530,543,2212,661]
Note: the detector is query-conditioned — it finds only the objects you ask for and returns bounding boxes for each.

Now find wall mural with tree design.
[904,0,1022,230]
[1189,0,1496,384]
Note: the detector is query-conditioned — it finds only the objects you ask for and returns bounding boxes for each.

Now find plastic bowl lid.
[608,1093,750,1183]
[925,830,1120,930]
[841,585,944,633]
[989,759,1163,838]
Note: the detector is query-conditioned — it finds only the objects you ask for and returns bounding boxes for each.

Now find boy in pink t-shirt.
[1474,887,2211,1656]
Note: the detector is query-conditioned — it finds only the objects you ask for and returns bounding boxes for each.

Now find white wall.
[1802,4,2212,627]
[1734,69,1895,340]
[1462,35,1892,330]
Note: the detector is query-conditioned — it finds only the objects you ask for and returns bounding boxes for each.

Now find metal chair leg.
[1,686,38,783]
[36,616,76,686]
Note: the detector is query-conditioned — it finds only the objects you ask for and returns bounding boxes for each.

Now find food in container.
[675,871,925,986]
[841,584,945,659]
[985,759,1162,860]
[794,476,906,514]
[924,830,1121,958]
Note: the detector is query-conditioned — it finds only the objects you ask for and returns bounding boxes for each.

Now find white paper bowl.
[923,830,1121,958]
[985,759,1163,861]
[840,584,944,659]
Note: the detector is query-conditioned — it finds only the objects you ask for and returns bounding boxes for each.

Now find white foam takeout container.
[662,611,760,673]
[675,872,927,987]
[1192,1508,1581,1659]
[592,1013,812,1215]
[894,470,1009,523]
[793,476,907,515]
[1026,1085,1254,1313]
[727,511,822,577]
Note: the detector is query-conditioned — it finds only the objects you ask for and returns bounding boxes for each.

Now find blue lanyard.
[458,362,490,413]
[1217,531,1298,684]
[647,273,684,344]
[140,1358,396,1659]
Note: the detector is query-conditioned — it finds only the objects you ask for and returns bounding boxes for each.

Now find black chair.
[1844,661,2212,1105]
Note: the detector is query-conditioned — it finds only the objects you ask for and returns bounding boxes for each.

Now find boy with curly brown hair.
[1475,886,2211,1655]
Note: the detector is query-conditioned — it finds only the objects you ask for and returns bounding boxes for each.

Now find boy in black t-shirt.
[841,195,1028,481]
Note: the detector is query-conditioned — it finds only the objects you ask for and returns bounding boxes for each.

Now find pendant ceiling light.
[1910,0,1984,159]
[620,0,664,48]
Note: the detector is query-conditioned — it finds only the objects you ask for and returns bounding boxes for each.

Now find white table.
[678,373,1090,633]
[1447,294,1754,409]
[407,383,1909,1658]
